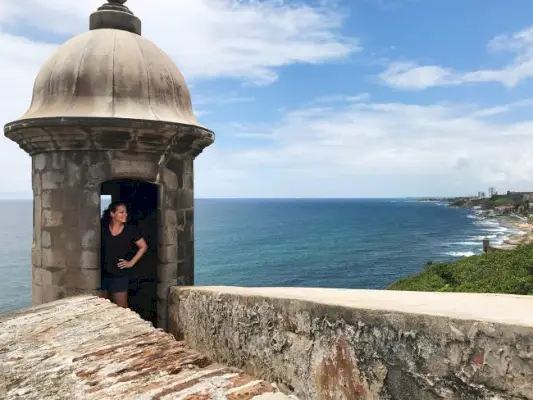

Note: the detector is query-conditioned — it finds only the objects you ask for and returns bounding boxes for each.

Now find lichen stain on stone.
[471,350,485,368]
[316,335,368,400]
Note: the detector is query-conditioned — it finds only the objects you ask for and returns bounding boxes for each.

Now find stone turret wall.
[168,287,533,399]
[30,150,193,329]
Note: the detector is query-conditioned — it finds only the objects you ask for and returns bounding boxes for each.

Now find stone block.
[157,316,168,331]
[177,211,185,230]
[158,245,177,263]
[160,225,177,246]
[163,189,177,209]
[178,224,193,243]
[33,153,46,171]
[164,209,177,226]
[41,231,51,248]
[185,172,194,190]
[42,171,65,190]
[162,168,178,190]
[32,173,41,196]
[31,284,42,305]
[177,259,193,286]
[42,248,67,268]
[41,267,65,287]
[80,250,99,270]
[177,241,194,260]
[111,159,156,180]
[65,287,101,297]
[34,198,42,239]
[81,230,97,249]
[88,162,107,185]
[184,209,193,225]
[157,281,175,301]
[32,267,43,286]
[66,163,81,188]
[41,285,65,303]
[157,299,168,322]
[177,188,193,209]
[183,158,193,176]
[66,269,100,290]
[41,190,69,210]
[50,153,65,170]
[41,191,52,209]
[42,210,63,227]
[31,246,41,268]
[158,263,178,282]
[84,191,100,207]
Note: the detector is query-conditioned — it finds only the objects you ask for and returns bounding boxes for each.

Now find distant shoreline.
[422,197,533,252]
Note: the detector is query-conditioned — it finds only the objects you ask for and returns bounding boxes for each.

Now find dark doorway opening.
[101,179,158,326]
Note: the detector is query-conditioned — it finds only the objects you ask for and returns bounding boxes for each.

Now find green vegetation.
[448,192,531,215]
[388,244,533,295]
[489,197,515,207]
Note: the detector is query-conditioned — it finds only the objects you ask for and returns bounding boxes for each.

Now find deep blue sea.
[0,199,521,314]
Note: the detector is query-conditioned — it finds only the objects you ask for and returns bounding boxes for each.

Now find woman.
[100,201,148,308]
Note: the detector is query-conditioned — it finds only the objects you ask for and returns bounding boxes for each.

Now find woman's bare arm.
[118,238,148,269]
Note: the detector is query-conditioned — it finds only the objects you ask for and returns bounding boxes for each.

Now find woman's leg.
[111,292,129,308]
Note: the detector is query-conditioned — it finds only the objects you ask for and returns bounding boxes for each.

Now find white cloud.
[379,26,533,90]
[0,0,357,84]
[378,62,454,90]
[0,0,356,197]
[195,97,533,197]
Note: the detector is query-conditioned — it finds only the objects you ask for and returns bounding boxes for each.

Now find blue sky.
[1,0,533,198]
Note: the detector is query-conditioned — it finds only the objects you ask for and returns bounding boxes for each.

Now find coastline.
[462,209,532,252]
[490,215,533,248]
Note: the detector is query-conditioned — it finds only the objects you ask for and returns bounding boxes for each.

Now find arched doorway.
[101,179,159,325]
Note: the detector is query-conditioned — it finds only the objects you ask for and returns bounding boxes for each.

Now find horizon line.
[0,196,454,201]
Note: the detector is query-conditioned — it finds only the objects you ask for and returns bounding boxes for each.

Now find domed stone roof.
[5,0,213,156]
[20,28,201,128]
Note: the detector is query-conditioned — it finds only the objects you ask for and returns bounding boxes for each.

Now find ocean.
[0,199,522,314]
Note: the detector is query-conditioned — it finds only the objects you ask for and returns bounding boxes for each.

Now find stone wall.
[31,150,193,329]
[167,157,195,287]
[168,287,533,399]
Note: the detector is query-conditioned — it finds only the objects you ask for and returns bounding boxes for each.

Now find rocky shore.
[419,194,533,251]
[487,215,533,251]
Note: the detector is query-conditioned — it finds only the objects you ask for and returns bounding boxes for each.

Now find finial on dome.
[90,0,141,35]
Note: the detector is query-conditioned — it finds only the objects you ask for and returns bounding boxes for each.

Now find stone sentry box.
[3,1,214,329]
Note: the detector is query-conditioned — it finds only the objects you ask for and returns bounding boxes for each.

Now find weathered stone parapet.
[168,287,533,399]
[0,296,293,399]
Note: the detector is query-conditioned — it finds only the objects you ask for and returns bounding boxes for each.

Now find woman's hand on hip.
[118,259,134,269]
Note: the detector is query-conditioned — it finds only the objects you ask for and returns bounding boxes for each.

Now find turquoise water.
[0,199,516,313]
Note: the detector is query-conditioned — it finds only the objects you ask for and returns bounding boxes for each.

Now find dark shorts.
[101,272,130,293]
